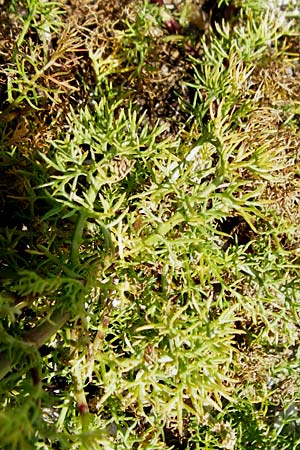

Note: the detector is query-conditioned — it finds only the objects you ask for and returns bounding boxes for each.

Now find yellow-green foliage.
[1,0,300,448]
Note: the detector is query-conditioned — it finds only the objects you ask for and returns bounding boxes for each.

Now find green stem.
[13,4,37,61]
[70,170,110,266]
[71,327,90,430]
[71,212,89,267]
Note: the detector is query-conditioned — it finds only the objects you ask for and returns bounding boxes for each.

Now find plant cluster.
[0,0,300,448]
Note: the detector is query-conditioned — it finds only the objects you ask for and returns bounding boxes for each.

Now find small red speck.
[150,0,163,5]
[97,330,104,339]
[184,43,196,56]
[78,403,89,415]
[103,316,109,327]
[165,19,182,34]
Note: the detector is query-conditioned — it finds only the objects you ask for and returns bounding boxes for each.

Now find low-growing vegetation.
[0,0,300,448]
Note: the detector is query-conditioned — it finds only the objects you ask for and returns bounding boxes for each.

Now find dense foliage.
[1,0,300,448]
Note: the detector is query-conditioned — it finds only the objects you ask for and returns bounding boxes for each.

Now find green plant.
[1,0,300,448]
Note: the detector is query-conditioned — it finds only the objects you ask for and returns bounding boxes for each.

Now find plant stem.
[0,307,71,381]
[71,212,89,267]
